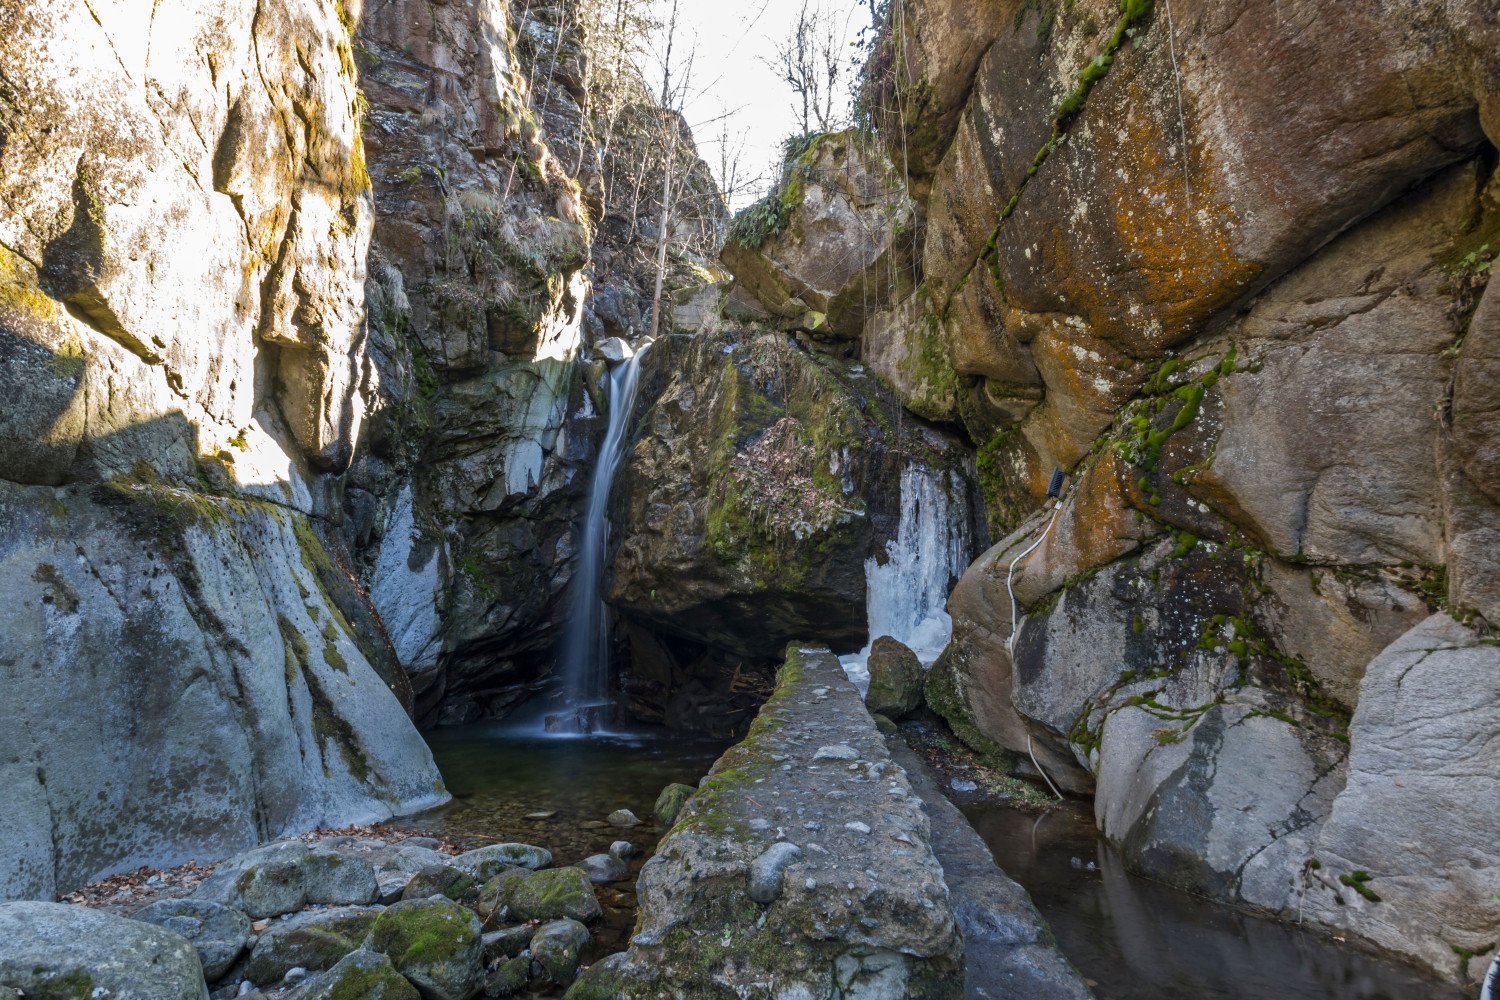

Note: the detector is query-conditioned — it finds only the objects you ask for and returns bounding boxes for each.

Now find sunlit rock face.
[861,0,1500,982]
[0,0,447,899]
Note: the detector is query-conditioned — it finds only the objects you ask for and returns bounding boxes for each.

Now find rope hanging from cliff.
[1007,469,1071,803]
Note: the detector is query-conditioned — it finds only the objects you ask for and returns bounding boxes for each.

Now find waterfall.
[551,343,650,734]
[840,463,972,693]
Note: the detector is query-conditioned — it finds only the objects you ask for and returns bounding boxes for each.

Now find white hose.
[1007,500,1067,801]
[1006,502,1063,658]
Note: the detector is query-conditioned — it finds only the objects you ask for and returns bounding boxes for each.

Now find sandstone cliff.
[834,0,1500,983]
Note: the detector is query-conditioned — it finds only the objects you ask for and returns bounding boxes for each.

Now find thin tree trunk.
[648,140,676,339]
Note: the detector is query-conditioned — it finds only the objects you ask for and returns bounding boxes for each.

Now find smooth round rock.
[453,843,552,872]
[134,898,252,981]
[606,809,641,828]
[607,840,636,862]
[748,843,804,904]
[0,901,207,1000]
[576,854,629,884]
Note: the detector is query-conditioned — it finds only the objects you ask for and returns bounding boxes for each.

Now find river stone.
[481,925,536,962]
[606,809,641,828]
[530,919,591,984]
[134,898,252,981]
[561,952,628,1000]
[367,898,482,1000]
[241,907,382,986]
[576,853,629,884]
[748,843,804,904]
[401,864,477,902]
[474,868,530,920]
[864,636,925,720]
[196,843,379,918]
[608,841,636,861]
[453,843,552,872]
[484,955,531,998]
[377,872,414,904]
[283,950,418,1000]
[505,868,603,923]
[0,901,208,1000]
[652,784,695,825]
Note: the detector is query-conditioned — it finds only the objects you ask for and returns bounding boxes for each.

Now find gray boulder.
[367,898,483,1000]
[195,843,379,919]
[241,907,382,986]
[864,636,925,719]
[576,854,628,884]
[134,898,252,981]
[530,919,591,984]
[0,901,208,1000]
[484,955,531,997]
[284,950,418,1000]
[453,843,552,873]
[400,864,476,902]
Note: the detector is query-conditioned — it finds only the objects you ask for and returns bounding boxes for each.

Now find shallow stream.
[403,725,727,980]
[963,801,1467,1000]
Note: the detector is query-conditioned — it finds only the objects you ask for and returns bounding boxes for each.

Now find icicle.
[841,464,972,693]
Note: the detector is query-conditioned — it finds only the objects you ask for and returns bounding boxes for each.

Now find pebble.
[748,843,804,904]
[844,821,872,836]
[950,779,979,793]
[813,745,859,762]
[525,811,557,820]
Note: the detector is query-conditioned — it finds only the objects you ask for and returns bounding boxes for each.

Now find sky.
[638,1,873,210]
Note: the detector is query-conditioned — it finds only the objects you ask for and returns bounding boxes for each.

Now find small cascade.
[840,463,973,693]
[550,342,651,735]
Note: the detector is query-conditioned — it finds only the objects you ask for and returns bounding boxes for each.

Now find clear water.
[963,801,1468,1000]
[553,345,651,732]
[403,725,728,987]
[840,463,972,692]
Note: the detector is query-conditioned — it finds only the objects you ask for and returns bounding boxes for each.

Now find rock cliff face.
[0,0,720,899]
[0,0,448,901]
[347,0,725,726]
[841,0,1500,983]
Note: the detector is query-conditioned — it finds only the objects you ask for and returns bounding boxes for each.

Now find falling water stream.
[840,463,972,692]
[551,343,650,734]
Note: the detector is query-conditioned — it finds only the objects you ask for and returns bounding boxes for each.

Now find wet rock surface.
[885,737,1093,999]
[594,645,1077,998]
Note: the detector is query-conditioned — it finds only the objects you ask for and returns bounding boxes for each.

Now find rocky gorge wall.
[0,0,723,901]
[833,0,1500,985]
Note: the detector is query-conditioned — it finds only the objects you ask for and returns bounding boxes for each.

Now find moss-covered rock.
[242,906,382,985]
[367,898,483,1000]
[284,949,419,1000]
[504,868,602,923]
[653,783,696,825]
[864,636,925,719]
[529,919,591,984]
[400,864,477,903]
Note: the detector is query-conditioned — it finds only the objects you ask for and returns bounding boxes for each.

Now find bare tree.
[647,0,687,340]
[770,1,847,136]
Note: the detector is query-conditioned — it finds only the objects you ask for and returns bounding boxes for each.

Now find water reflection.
[964,803,1465,1000]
